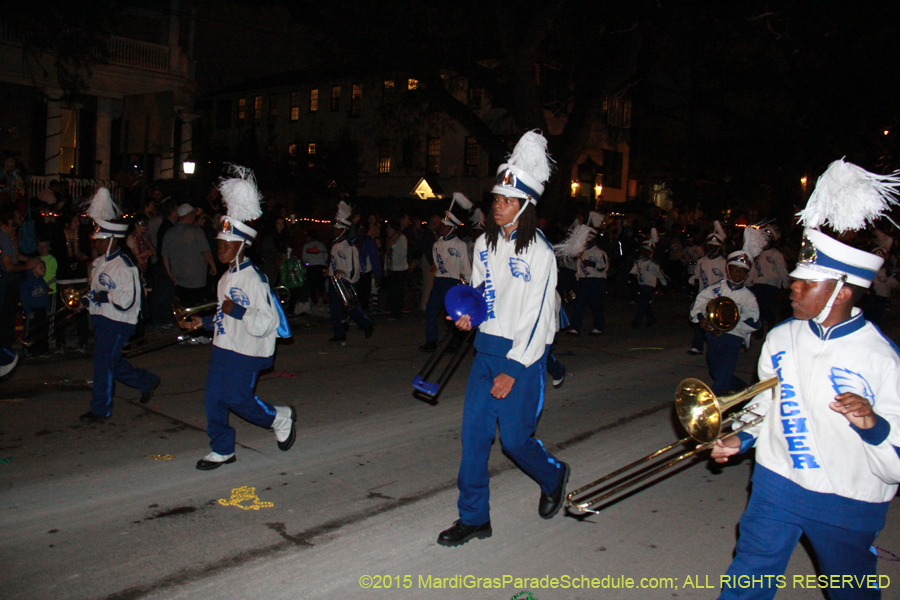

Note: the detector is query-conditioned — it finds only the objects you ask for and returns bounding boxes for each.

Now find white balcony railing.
[107,36,169,73]
[28,176,122,205]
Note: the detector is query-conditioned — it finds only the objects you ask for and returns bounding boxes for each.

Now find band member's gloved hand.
[711,436,742,463]
[830,392,876,429]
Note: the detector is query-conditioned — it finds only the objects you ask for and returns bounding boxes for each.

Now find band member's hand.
[209,265,217,276]
[222,298,235,316]
[180,316,202,329]
[830,392,876,429]
[448,314,471,331]
[491,373,515,399]
[711,437,742,463]
[699,318,713,332]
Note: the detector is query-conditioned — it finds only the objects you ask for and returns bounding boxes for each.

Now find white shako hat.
[641,227,659,250]
[217,164,262,245]
[727,224,767,270]
[792,159,900,322]
[706,220,726,246]
[89,187,128,239]
[443,192,473,227]
[333,200,352,230]
[470,207,485,230]
[491,130,553,226]
[586,211,605,235]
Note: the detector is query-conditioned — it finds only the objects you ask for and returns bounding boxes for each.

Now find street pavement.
[2,290,900,600]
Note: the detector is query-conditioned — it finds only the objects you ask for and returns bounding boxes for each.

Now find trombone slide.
[412,328,474,398]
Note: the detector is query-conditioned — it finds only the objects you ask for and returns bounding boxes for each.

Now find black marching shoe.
[437,520,492,547]
[140,377,161,404]
[79,411,107,424]
[196,452,237,471]
[538,462,571,519]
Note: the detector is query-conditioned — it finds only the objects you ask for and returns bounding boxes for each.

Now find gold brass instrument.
[705,296,740,336]
[274,285,290,304]
[122,298,217,357]
[565,376,779,514]
[21,286,89,348]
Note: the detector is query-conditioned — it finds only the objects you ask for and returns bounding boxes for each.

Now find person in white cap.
[180,165,296,470]
[712,159,900,600]
[79,188,160,424]
[161,203,216,308]
[438,131,569,547]
[688,220,728,354]
[690,226,763,396]
[567,211,608,335]
[629,231,668,328]
[327,201,373,342]
[419,193,473,352]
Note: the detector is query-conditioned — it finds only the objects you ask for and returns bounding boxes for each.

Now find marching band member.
[748,223,790,337]
[712,160,900,600]
[568,211,608,335]
[690,226,763,396]
[327,201,373,342]
[629,231,668,328]
[438,131,568,547]
[688,221,728,354]
[79,189,160,423]
[420,193,473,352]
[183,166,296,470]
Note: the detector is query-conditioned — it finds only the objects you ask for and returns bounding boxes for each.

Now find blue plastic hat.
[444,284,488,326]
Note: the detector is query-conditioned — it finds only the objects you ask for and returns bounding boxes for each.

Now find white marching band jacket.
[576,245,608,280]
[87,250,141,325]
[433,234,472,281]
[690,279,761,345]
[328,238,361,284]
[472,230,557,378]
[739,310,900,508]
[694,254,727,290]
[212,259,279,359]
[748,248,790,288]
[629,257,668,288]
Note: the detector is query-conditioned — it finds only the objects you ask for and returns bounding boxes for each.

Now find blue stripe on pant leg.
[803,520,880,600]
[91,323,122,417]
[457,352,497,526]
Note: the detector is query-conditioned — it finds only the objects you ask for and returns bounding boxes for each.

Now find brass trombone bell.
[705,296,740,336]
[565,376,779,514]
[122,298,218,357]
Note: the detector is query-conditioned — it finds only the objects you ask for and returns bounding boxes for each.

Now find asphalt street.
[3,291,900,600]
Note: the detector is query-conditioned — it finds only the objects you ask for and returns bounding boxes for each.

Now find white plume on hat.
[743,225,767,259]
[797,158,900,233]
[554,224,593,258]
[451,192,473,211]
[507,131,552,186]
[651,227,659,245]
[587,211,605,230]
[335,200,352,227]
[218,164,262,223]
[88,187,121,222]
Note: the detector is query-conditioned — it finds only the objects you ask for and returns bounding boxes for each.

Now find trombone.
[122,298,217,357]
[565,376,779,514]
[21,286,89,348]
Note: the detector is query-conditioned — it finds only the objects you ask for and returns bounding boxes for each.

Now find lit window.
[288,143,298,157]
[253,96,263,122]
[290,91,300,121]
[383,79,395,102]
[427,138,440,174]
[378,143,391,175]
[238,98,246,122]
[351,83,362,117]
[309,89,318,113]
[331,85,341,111]
[463,137,479,176]
[308,143,316,155]
[408,78,418,90]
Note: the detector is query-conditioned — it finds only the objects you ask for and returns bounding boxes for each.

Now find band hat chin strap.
[813,275,847,324]
[500,197,536,228]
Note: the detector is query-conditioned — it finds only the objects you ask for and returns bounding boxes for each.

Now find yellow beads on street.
[146,454,175,460]
[218,486,274,511]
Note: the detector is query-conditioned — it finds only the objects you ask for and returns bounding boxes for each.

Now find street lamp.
[183,155,195,175]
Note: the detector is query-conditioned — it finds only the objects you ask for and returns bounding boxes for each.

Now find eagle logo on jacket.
[98,273,116,289]
[829,368,876,405]
[229,288,251,307]
[509,258,531,282]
